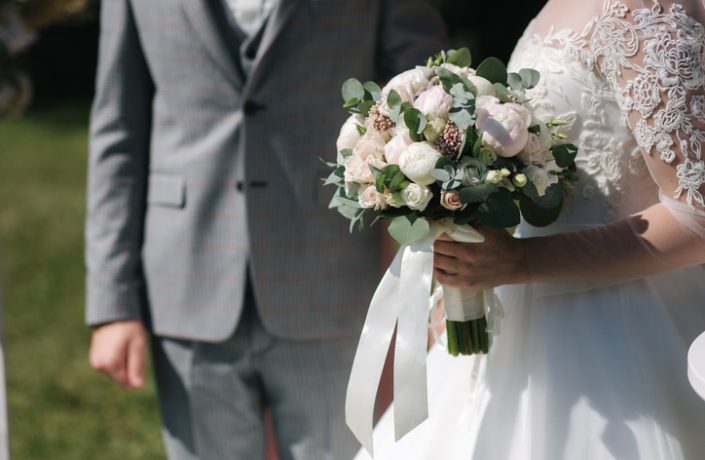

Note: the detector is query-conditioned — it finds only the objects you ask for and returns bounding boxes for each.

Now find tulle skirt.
[354,265,705,460]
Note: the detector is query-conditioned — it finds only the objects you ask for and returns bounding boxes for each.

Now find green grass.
[0,105,166,459]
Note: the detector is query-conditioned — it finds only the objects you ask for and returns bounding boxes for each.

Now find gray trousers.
[151,286,360,460]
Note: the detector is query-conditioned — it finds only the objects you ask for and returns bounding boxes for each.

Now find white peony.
[440,63,474,78]
[336,114,365,162]
[414,85,454,119]
[344,153,386,184]
[524,165,558,197]
[385,133,411,165]
[475,96,532,157]
[401,183,433,211]
[398,142,442,186]
[381,67,434,107]
[353,130,386,161]
[467,75,496,97]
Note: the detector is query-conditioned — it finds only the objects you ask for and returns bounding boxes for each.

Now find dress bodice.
[508,0,705,226]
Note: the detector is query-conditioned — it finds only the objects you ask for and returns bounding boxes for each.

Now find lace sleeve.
[593,0,705,233]
[521,1,705,285]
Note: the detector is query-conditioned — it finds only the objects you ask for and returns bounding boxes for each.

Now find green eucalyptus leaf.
[432,169,452,182]
[493,83,510,102]
[475,57,508,84]
[518,68,541,89]
[519,184,563,227]
[342,78,365,103]
[387,89,402,109]
[343,97,360,108]
[404,108,427,141]
[551,144,579,168]
[477,189,520,228]
[507,72,524,91]
[448,107,475,131]
[363,81,382,101]
[446,48,472,67]
[388,215,432,245]
[459,183,498,204]
[359,100,375,117]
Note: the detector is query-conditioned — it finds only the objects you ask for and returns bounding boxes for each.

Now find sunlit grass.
[0,105,165,460]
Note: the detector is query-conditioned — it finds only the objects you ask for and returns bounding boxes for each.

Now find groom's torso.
[129,0,386,341]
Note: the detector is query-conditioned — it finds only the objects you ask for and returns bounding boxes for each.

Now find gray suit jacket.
[86,0,447,341]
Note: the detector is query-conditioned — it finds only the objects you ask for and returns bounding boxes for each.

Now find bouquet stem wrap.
[345,220,503,456]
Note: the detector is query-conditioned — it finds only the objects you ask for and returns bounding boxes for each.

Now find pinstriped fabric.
[152,291,359,460]
[86,0,448,341]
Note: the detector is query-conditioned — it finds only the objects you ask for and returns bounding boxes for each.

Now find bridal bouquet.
[331,48,578,453]
[326,48,578,355]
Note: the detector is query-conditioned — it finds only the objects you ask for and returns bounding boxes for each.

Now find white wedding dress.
[354,1,705,459]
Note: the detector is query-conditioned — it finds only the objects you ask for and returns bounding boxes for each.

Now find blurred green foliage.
[0,105,165,460]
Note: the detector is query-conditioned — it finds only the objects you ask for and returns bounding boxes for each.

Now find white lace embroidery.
[591,0,705,207]
[511,0,705,216]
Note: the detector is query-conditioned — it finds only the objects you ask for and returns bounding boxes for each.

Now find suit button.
[243,100,266,116]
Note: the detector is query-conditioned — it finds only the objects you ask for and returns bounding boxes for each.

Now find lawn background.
[0,105,166,459]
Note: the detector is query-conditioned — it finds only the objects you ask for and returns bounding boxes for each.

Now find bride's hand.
[433,227,530,290]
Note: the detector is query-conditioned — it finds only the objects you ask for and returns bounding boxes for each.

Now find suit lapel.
[177,0,245,89]
[244,0,302,95]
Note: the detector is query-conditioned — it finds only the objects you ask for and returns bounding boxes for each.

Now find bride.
[355,0,705,459]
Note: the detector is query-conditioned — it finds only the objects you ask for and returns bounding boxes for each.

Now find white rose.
[525,165,559,197]
[440,190,465,211]
[401,183,433,211]
[381,67,433,106]
[336,114,365,159]
[475,96,532,157]
[414,85,454,118]
[467,75,496,97]
[398,142,442,186]
[353,130,386,161]
[358,185,388,210]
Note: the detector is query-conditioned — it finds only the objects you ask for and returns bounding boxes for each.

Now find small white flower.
[513,173,528,188]
[398,142,442,186]
[486,170,503,184]
[401,183,433,211]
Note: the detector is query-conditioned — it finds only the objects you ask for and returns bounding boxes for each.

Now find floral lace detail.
[591,0,705,207]
[511,16,650,220]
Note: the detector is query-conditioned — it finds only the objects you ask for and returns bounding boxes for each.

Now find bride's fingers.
[434,267,464,287]
[433,253,459,274]
[434,240,462,257]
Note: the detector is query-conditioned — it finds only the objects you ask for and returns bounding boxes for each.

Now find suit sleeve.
[377,0,448,80]
[85,0,154,326]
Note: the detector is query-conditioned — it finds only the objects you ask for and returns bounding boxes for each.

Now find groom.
[85,0,446,459]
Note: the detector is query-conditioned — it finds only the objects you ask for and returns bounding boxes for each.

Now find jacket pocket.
[147,174,186,208]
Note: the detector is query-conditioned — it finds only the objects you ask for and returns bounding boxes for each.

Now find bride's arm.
[434,0,705,289]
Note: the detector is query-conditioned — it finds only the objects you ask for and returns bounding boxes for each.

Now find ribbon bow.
[345,220,503,456]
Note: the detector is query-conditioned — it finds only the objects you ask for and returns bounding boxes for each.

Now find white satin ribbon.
[345,220,503,456]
